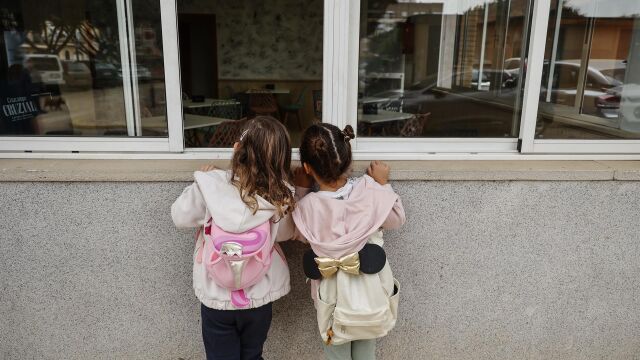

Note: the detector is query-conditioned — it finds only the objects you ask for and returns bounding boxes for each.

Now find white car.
[23,54,65,86]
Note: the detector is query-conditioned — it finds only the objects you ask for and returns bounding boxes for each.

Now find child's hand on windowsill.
[199,164,217,172]
[367,160,390,185]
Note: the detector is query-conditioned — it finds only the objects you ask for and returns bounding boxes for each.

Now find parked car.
[596,85,623,119]
[596,84,640,127]
[83,61,120,88]
[62,61,92,88]
[117,64,152,82]
[23,54,65,86]
[540,60,623,116]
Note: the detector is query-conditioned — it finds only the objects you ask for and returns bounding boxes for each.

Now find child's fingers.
[200,164,216,172]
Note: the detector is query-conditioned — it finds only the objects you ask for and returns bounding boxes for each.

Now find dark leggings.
[201,302,273,360]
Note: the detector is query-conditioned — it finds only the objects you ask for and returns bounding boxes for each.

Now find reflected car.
[23,54,65,86]
[62,61,92,88]
[540,60,623,116]
[83,61,121,88]
[596,84,640,122]
[117,64,152,82]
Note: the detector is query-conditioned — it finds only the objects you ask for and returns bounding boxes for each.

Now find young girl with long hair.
[172,116,298,360]
[293,123,406,360]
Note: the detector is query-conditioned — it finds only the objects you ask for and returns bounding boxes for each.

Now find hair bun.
[342,125,355,142]
[311,137,328,152]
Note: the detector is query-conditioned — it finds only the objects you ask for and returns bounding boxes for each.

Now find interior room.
[177,0,323,148]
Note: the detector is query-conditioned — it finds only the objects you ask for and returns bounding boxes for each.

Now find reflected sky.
[396,0,640,17]
[565,0,640,18]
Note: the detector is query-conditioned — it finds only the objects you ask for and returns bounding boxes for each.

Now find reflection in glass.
[177,0,323,148]
[0,0,167,137]
[131,1,167,136]
[537,0,640,139]
[358,0,531,138]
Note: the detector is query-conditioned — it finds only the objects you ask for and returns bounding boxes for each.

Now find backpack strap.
[194,214,212,264]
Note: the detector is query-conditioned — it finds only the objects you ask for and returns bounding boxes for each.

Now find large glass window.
[177,0,323,148]
[536,0,640,139]
[0,0,166,137]
[357,0,531,138]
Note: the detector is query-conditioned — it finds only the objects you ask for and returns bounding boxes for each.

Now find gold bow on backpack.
[314,252,360,277]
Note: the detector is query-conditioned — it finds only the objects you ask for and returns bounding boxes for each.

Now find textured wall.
[178,0,323,80]
[1,181,640,359]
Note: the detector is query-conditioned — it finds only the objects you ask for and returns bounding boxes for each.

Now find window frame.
[343,0,528,156]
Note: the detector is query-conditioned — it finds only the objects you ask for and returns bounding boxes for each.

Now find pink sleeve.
[380,185,406,230]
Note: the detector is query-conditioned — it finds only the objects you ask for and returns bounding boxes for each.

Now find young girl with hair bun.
[293,123,406,360]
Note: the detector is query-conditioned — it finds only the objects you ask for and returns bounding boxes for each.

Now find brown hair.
[299,123,355,183]
[230,116,294,219]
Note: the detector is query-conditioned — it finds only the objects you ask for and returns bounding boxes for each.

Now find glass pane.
[357,0,531,138]
[536,0,640,139]
[131,0,167,136]
[177,0,323,148]
[0,0,167,137]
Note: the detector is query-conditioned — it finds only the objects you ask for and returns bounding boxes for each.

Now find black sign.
[1,95,39,122]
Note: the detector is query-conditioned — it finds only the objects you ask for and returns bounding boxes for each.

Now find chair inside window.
[312,89,322,124]
[281,87,307,129]
[248,90,279,119]
[208,117,249,147]
[208,100,242,120]
[400,113,430,137]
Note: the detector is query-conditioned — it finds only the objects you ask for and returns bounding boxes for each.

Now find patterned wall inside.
[179,0,323,80]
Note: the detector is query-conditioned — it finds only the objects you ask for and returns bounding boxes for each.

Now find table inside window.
[359,109,414,136]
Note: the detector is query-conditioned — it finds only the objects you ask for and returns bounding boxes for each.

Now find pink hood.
[293,175,400,258]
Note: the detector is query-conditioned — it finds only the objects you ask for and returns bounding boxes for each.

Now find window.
[177,0,323,148]
[536,0,640,140]
[1,0,640,157]
[356,0,532,139]
[0,0,167,146]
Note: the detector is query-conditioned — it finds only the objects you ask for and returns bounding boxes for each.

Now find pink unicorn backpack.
[201,217,273,308]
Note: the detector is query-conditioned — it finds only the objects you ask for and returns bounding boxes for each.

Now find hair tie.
[342,125,355,142]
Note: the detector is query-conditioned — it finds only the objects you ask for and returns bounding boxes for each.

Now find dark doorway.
[178,13,218,98]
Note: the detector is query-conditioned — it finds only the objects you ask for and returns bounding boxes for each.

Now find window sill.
[1,159,639,182]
